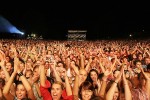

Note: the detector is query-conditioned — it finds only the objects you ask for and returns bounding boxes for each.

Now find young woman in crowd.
[3,57,36,100]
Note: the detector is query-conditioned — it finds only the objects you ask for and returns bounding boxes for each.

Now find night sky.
[0,2,150,40]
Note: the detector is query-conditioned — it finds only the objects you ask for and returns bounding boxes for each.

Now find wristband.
[18,72,23,77]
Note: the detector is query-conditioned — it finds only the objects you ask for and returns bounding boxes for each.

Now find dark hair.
[33,65,40,71]
[87,69,99,89]
[91,96,103,100]
[113,69,120,74]
[15,81,28,98]
[16,81,24,87]
[0,78,5,87]
[87,69,99,83]
[133,59,141,66]
[21,98,31,100]
[147,63,150,70]
[79,81,95,99]
[57,61,65,67]
[19,58,25,64]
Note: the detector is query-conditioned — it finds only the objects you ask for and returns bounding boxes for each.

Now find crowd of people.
[0,39,149,100]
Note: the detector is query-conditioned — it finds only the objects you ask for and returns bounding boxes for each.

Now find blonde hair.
[52,81,64,90]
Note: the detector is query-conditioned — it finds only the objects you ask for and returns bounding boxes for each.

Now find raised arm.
[99,58,106,73]
[105,67,123,100]
[3,71,16,100]
[71,62,79,99]
[99,69,111,99]
[122,66,132,100]
[17,57,36,100]
[85,57,92,72]
[0,60,10,82]
[3,57,19,100]
[80,52,85,69]
[64,71,72,96]
[140,66,150,98]
[51,60,62,82]
[40,64,46,87]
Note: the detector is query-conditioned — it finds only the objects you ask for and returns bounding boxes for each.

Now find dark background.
[0,2,150,40]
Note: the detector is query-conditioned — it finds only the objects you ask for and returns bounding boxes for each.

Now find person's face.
[81,89,93,100]
[58,68,66,78]
[27,58,32,63]
[123,58,128,63]
[90,71,98,82]
[19,63,25,72]
[33,67,39,77]
[5,57,10,62]
[135,62,142,69]
[26,71,32,78]
[109,51,114,57]
[79,69,87,84]
[138,55,143,60]
[5,62,12,72]
[125,71,130,78]
[47,50,52,55]
[44,62,49,69]
[113,70,120,78]
[16,84,27,100]
[145,58,150,65]
[51,84,62,100]
[36,60,41,65]
[113,87,119,100]
[132,54,137,59]
[26,63,32,70]
[57,63,63,67]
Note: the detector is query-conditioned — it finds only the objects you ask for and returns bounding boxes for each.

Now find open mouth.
[17,95,23,99]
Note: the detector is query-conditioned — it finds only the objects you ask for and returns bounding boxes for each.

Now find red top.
[40,80,73,100]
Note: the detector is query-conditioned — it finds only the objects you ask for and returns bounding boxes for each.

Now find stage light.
[129,34,132,37]
[0,16,24,35]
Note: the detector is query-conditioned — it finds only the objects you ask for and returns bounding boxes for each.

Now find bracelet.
[18,72,23,77]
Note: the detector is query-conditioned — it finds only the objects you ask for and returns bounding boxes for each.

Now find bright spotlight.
[129,34,132,37]
[0,16,24,35]
[20,32,24,35]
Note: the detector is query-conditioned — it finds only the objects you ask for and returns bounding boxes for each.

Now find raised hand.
[0,60,5,67]
[14,57,20,73]
[71,61,79,76]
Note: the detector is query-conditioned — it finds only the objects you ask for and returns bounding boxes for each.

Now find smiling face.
[90,71,98,82]
[81,89,93,100]
[79,81,94,100]
[16,84,27,100]
[51,83,63,100]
